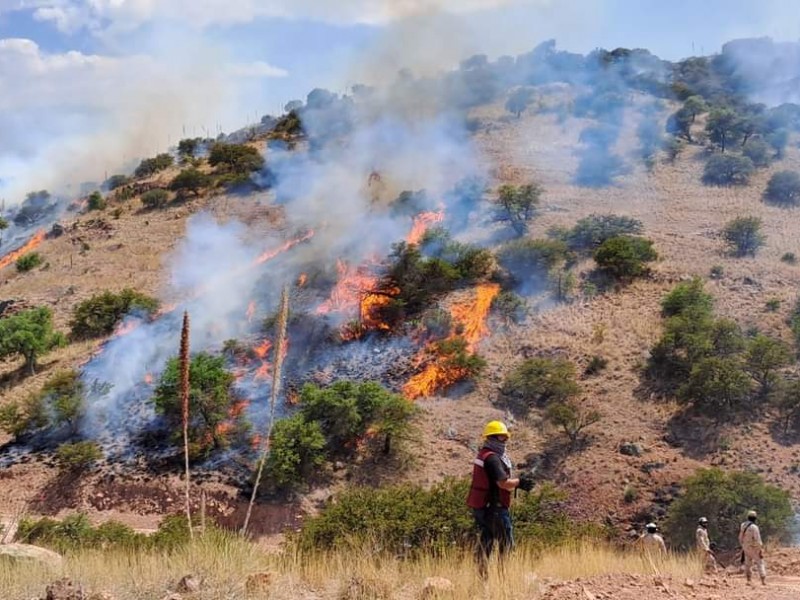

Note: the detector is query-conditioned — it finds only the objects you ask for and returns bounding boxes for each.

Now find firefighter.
[739,510,766,586]
[466,421,533,577]
[640,522,667,557]
[696,517,718,571]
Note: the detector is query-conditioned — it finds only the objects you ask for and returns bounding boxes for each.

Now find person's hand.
[517,475,534,492]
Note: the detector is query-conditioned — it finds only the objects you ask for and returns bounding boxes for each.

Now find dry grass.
[0,536,705,600]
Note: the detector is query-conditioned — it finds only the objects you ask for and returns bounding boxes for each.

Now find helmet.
[698,517,708,525]
[747,510,758,519]
[646,523,658,533]
[483,421,510,439]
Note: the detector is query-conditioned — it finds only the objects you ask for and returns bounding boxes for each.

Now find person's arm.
[754,526,763,548]
[484,455,519,491]
[658,536,667,553]
[497,477,520,491]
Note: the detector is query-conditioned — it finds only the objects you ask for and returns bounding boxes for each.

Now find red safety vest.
[466,447,511,509]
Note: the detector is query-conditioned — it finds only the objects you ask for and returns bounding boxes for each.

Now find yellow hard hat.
[748,510,758,518]
[483,421,510,438]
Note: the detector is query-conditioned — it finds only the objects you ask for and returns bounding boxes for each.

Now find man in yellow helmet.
[466,420,533,577]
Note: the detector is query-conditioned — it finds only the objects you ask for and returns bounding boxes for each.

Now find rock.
[45,578,86,600]
[419,577,454,598]
[49,223,66,238]
[684,578,695,588]
[176,575,202,593]
[245,572,273,593]
[0,544,63,569]
[619,442,643,457]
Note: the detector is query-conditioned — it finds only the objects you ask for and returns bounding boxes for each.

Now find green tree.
[764,171,800,206]
[560,214,643,254]
[767,128,789,158]
[0,215,8,246]
[169,168,211,196]
[683,95,707,123]
[505,87,534,118]
[140,189,169,209]
[264,414,327,490]
[0,307,66,374]
[177,138,201,158]
[545,400,601,446]
[742,139,772,168]
[666,108,693,142]
[70,289,159,339]
[40,370,86,433]
[56,441,102,471]
[152,352,239,458]
[208,143,265,174]
[722,216,765,257]
[663,468,792,550]
[744,334,792,397]
[593,236,657,281]
[493,183,542,236]
[703,154,754,186]
[105,174,131,190]
[678,356,753,417]
[705,107,742,153]
[774,379,800,434]
[134,153,174,178]
[661,277,713,317]
[87,191,106,211]
[16,252,43,272]
[496,238,568,286]
[491,291,527,325]
[501,357,581,416]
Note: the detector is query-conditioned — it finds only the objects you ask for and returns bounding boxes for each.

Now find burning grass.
[0,230,46,271]
[0,535,705,600]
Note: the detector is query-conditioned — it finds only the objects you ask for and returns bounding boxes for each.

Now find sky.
[1,0,798,203]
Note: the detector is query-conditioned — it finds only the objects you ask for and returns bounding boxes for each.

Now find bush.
[495,238,568,287]
[87,191,106,211]
[593,236,657,281]
[273,110,303,136]
[705,107,743,153]
[623,485,639,504]
[492,183,541,236]
[177,138,202,158]
[169,168,211,196]
[678,356,753,416]
[40,370,86,433]
[661,277,713,317]
[702,154,754,186]
[710,264,724,278]
[501,357,581,416]
[745,334,792,397]
[764,171,800,206]
[722,216,765,257]
[134,153,174,178]
[765,298,781,312]
[294,478,572,555]
[56,441,102,471]
[742,139,772,168]
[152,352,241,459]
[775,379,800,433]
[140,189,170,210]
[208,143,264,175]
[434,337,487,380]
[491,291,527,325]
[70,289,159,339]
[663,468,793,550]
[264,414,327,490]
[791,298,800,348]
[16,252,43,272]
[584,355,608,376]
[559,214,643,254]
[0,307,65,375]
[781,252,797,265]
[105,174,131,190]
[545,401,601,446]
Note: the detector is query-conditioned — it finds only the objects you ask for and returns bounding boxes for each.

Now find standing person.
[640,523,667,558]
[739,510,767,586]
[696,517,718,571]
[466,421,533,578]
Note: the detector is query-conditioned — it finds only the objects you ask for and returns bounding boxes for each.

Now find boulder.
[45,578,85,600]
[619,442,643,457]
[0,544,63,570]
[176,575,202,593]
[419,577,454,598]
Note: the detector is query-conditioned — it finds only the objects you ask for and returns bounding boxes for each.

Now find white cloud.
[230,60,288,78]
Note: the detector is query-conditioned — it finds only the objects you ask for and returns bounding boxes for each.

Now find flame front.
[0,230,46,271]
[406,211,444,245]
[403,283,500,400]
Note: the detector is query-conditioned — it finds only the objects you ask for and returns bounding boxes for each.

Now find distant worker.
[739,510,766,586]
[696,517,718,571]
[640,522,667,557]
[466,420,533,577]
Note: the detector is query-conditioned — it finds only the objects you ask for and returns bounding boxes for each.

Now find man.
[696,517,718,571]
[640,523,667,557]
[739,510,766,586]
[466,420,533,577]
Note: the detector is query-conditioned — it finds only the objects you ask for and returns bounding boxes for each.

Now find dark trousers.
[473,507,514,577]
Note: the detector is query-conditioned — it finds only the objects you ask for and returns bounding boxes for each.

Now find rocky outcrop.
[0,544,63,569]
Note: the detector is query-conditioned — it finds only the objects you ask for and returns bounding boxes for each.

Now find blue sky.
[0,0,798,202]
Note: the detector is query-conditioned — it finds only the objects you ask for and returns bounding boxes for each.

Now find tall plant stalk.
[180,310,193,540]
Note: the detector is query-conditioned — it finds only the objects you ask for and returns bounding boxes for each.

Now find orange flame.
[253,340,272,360]
[144,373,154,385]
[297,273,308,287]
[316,259,378,316]
[406,211,444,245]
[255,230,315,265]
[0,230,46,271]
[403,283,500,400]
[114,318,143,336]
[246,300,256,322]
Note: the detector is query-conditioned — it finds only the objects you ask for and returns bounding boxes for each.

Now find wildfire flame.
[316,259,379,316]
[297,273,308,287]
[144,373,154,385]
[403,283,500,400]
[255,230,315,265]
[0,230,46,271]
[114,318,144,337]
[406,211,444,245]
[246,300,256,322]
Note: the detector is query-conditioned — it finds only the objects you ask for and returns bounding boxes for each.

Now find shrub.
[781,252,797,265]
[593,236,657,281]
[40,370,86,433]
[134,153,174,178]
[678,356,753,416]
[765,298,781,312]
[545,401,601,446]
[705,107,743,153]
[56,441,102,471]
[663,468,793,550]
[420,308,453,340]
[702,154,754,186]
[492,183,541,236]
[742,139,772,168]
[495,238,568,287]
[722,216,765,257]
[775,379,800,433]
[140,189,170,210]
[169,168,211,196]
[16,252,43,272]
[264,414,327,490]
[0,307,65,375]
[434,337,487,380]
[745,334,792,397]
[764,171,800,206]
[105,174,131,190]
[501,357,581,416]
[661,277,713,318]
[208,143,264,175]
[560,214,643,254]
[294,478,571,555]
[767,128,789,158]
[790,298,800,348]
[87,191,106,211]
[177,138,202,158]
[273,110,303,136]
[152,352,240,459]
[70,289,159,339]
[710,264,724,278]
[584,355,608,376]
[491,291,527,325]
[623,485,639,504]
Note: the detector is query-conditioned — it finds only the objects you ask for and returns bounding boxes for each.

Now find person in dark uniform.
[466,420,533,577]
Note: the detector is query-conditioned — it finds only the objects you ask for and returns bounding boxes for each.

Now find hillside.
[1,39,800,554]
